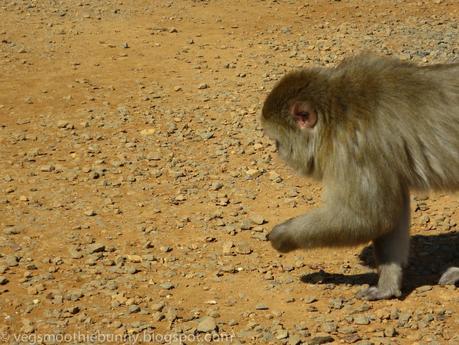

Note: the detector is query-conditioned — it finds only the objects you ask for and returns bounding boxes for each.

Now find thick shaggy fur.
[262,54,459,299]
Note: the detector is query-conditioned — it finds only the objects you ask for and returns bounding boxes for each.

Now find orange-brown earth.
[0,1,458,344]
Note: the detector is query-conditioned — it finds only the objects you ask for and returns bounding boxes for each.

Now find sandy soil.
[0,1,458,344]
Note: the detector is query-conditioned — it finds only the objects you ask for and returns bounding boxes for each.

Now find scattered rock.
[222,241,234,255]
[353,315,370,325]
[84,210,97,216]
[3,226,22,235]
[140,128,156,136]
[128,305,140,313]
[87,243,105,254]
[4,255,19,267]
[160,282,175,290]
[255,304,269,310]
[308,335,334,345]
[197,316,217,332]
[275,329,289,340]
[250,214,266,225]
[1,2,457,340]
[235,242,252,255]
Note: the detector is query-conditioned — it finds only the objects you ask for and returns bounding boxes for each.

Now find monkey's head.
[261,70,327,178]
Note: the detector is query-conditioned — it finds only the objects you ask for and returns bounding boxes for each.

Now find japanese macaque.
[261,53,459,300]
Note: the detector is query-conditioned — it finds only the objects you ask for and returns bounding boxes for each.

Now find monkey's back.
[336,55,459,190]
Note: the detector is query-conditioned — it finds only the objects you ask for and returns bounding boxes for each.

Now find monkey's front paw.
[356,286,401,301]
[268,222,298,253]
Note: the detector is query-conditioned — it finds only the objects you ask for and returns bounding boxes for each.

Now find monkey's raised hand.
[268,219,299,253]
[268,213,333,253]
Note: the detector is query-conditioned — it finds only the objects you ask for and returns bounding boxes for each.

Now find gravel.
[197,316,217,332]
[0,0,457,341]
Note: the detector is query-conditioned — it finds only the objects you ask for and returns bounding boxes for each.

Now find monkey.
[261,53,459,300]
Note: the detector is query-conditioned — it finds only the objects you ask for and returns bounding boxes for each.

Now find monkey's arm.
[269,171,406,252]
[268,173,412,301]
[269,207,389,252]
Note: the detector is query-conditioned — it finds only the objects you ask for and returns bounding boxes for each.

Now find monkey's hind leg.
[439,267,459,285]
[358,196,410,300]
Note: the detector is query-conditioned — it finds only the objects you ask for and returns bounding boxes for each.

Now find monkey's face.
[261,70,325,178]
[274,138,289,162]
[274,138,294,163]
[262,100,319,177]
[264,123,318,177]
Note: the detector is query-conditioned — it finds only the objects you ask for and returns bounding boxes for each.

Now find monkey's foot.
[356,286,401,301]
[268,221,298,253]
[439,267,459,285]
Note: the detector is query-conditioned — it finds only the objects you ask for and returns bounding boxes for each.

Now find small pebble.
[197,316,217,332]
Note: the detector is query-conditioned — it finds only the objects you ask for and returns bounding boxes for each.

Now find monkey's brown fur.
[262,53,459,300]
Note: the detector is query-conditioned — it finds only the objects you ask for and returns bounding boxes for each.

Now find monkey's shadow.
[300,232,459,297]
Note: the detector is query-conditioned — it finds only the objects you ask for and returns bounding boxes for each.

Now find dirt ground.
[0,1,458,344]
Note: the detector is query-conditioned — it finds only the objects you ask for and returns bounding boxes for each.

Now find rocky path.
[0,1,458,344]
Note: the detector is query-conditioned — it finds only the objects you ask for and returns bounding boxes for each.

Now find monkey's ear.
[290,102,317,129]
